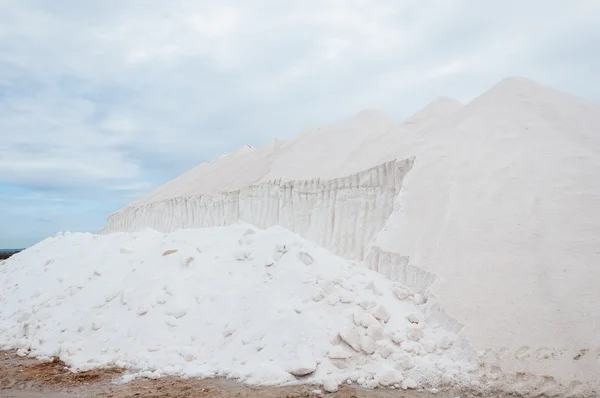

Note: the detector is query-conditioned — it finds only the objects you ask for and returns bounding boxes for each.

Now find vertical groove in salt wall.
[104,158,414,261]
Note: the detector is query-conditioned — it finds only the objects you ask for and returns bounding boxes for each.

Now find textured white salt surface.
[259,109,395,182]
[131,139,285,208]
[11,76,600,395]
[0,224,475,390]
[102,77,600,395]
[374,77,600,393]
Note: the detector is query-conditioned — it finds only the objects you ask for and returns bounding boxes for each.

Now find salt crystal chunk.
[275,244,289,253]
[370,304,390,322]
[360,336,376,354]
[298,251,314,265]
[376,341,395,358]
[406,313,420,324]
[328,345,353,359]
[400,340,422,354]
[137,305,149,316]
[165,309,187,319]
[366,324,384,341]
[395,352,415,370]
[288,352,317,377]
[377,368,404,386]
[359,300,376,310]
[402,377,418,389]
[353,308,379,328]
[365,282,383,295]
[392,331,405,344]
[339,326,362,352]
[323,378,339,393]
[423,340,437,353]
[392,285,411,300]
[413,293,427,305]
[339,292,354,303]
[181,256,195,267]
[406,327,424,341]
[184,353,195,362]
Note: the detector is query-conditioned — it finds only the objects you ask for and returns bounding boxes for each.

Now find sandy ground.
[0,351,513,398]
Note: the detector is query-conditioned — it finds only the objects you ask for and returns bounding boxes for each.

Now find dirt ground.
[0,351,511,398]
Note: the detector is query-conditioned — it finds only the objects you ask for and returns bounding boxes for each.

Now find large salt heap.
[4,77,598,395]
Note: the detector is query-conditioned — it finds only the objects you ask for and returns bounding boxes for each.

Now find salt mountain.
[1,77,598,396]
[105,77,600,394]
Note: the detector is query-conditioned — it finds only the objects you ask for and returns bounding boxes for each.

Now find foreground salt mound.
[0,224,475,390]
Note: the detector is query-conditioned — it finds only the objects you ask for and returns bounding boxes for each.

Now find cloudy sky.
[1,0,599,248]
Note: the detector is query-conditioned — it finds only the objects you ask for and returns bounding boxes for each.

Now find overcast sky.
[1,0,599,248]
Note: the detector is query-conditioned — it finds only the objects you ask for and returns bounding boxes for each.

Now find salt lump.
[0,224,474,389]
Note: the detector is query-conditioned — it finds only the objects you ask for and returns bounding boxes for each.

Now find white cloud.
[0,0,599,246]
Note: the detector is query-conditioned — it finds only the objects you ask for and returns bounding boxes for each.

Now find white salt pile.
[4,76,600,396]
[0,224,475,390]
[100,77,600,396]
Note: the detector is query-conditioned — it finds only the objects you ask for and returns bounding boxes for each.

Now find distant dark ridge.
[0,249,23,260]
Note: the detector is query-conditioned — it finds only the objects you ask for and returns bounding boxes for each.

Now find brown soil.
[0,351,507,398]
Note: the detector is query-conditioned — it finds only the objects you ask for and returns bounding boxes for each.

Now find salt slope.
[375,77,600,394]
[399,97,462,137]
[259,103,457,182]
[0,224,476,390]
[130,140,286,208]
[325,98,462,180]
